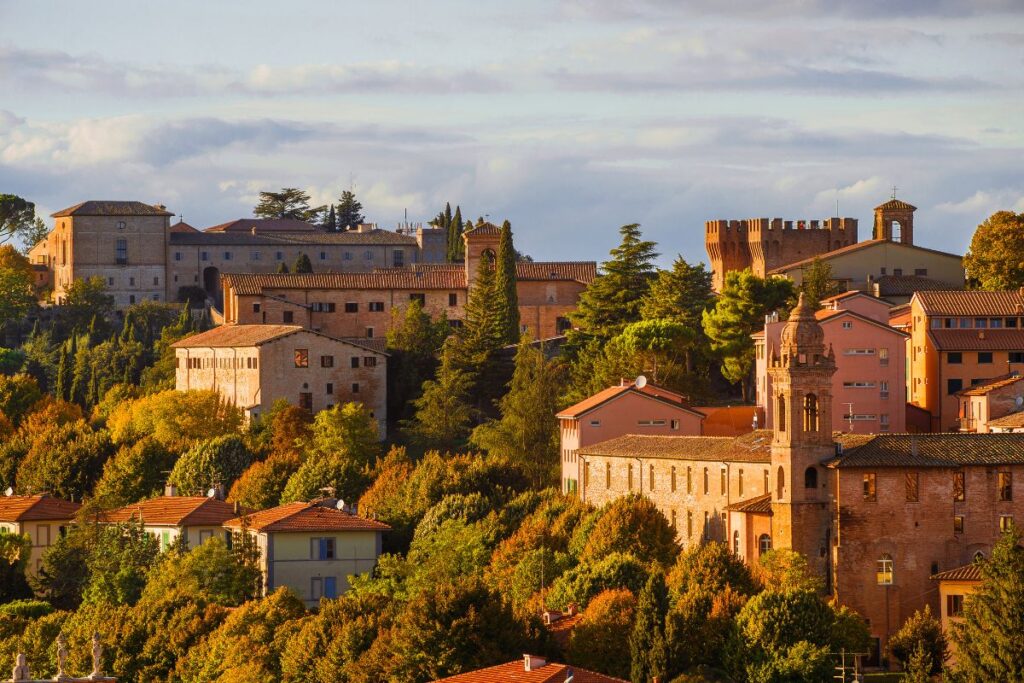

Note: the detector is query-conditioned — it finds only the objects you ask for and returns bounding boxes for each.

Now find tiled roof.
[275,230,419,245]
[929,329,1024,351]
[102,496,240,526]
[875,198,917,211]
[987,411,1024,430]
[557,383,703,419]
[516,262,597,284]
[814,309,908,336]
[434,659,627,683]
[579,431,772,463]
[170,226,418,246]
[463,222,502,236]
[224,501,391,533]
[829,433,1024,468]
[224,270,467,295]
[915,290,1024,316]
[52,201,173,217]
[725,493,773,514]
[205,218,318,233]
[771,239,962,273]
[931,563,981,582]
[875,275,961,297]
[171,324,387,354]
[821,290,890,305]
[169,220,199,233]
[957,374,1024,396]
[0,495,80,522]
[340,337,388,354]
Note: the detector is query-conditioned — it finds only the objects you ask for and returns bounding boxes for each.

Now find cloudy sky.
[1,0,1022,265]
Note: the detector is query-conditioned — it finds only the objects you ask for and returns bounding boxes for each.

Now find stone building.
[0,493,80,575]
[171,324,387,430]
[221,224,597,341]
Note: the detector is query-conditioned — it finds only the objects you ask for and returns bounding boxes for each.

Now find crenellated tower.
[768,293,837,583]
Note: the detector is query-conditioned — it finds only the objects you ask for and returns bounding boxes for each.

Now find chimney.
[523,655,546,672]
[164,484,177,497]
[233,501,241,515]
[567,602,578,616]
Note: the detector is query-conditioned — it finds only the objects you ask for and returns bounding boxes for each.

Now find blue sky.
[1,0,1022,265]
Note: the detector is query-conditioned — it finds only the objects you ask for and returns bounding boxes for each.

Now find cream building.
[171,324,387,431]
[100,488,240,550]
[224,499,390,607]
[0,494,80,575]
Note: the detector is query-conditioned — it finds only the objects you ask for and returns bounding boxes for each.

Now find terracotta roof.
[815,309,908,337]
[434,659,627,683]
[771,239,962,273]
[556,383,703,419]
[170,227,418,246]
[821,290,891,305]
[171,324,387,354]
[340,337,388,354]
[916,290,1024,316]
[544,613,583,651]
[0,495,80,522]
[275,230,419,246]
[875,275,961,297]
[224,270,467,295]
[987,411,1024,430]
[931,563,981,582]
[579,431,772,463]
[205,218,318,233]
[169,220,199,233]
[957,374,1024,397]
[725,493,773,514]
[928,329,1024,351]
[224,501,391,533]
[516,262,597,284]
[875,198,917,211]
[102,496,240,526]
[462,222,502,236]
[829,433,1024,468]
[51,201,173,217]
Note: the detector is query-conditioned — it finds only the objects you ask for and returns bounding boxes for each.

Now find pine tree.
[336,190,364,230]
[276,261,289,274]
[253,188,311,220]
[630,570,669,683]
[293,253,313,274]
[640,256,716,380]
[444,202,452,231]
[494,220,520,344]
[324,205,337,232]
[572,224,659,340]
[460,256,502,371]
[120,310,135,342]
[800,257,841,308]
[448,206,464,262]
[403,341,474,451]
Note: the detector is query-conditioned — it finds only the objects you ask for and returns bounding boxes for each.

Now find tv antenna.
[844,402,854,432]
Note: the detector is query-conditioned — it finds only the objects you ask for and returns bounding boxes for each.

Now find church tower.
[872,197,916,244]
[768,293,837,581]
[462,222,501,289]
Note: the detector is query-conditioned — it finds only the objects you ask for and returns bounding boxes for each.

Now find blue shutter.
[324,576,337,599]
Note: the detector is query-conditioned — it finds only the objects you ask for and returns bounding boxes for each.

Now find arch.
[202,266,220,299]
[973,551,985,562]
[877,553,894,585]
[804,466,818,489]
[777,395,786,432]
[776,466,785,500]
[803,393,819,432]
[891,220,902,242]
[703,467,709,495]
[481,247,496,265]
[758,534,772,556]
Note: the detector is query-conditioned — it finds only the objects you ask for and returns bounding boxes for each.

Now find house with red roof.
[956,373,1024,433]
[224,499,390,606]
[0,493,80,574]
[557,379,706,495]
[433,655,626,683]
[101,487,241,550]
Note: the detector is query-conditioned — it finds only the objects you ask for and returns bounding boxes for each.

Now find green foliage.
[901,643,934,683]
[0,246,34,330]
[0,533,32,603]
[494,219,520,344]
[582,494,679,567]
[145,537,261,607]
[61,277,115,333]
[666,584,747,674]
[668,541,759,601]
[335,190,365,230]
[568,588,636,679]
[630,571,669,683]
[800,257,841,307]
[617,318,695,384]
[293,252,313,273]
[952,526,1024,681]
[254,188,313,221]
[455,255,505,397]
[168,434,255,496]
[229,452,301,510]
[280,452,366,505]
[640,255,716,331]
[547,552,647,610]
[106,389,243,451]
[888,605,946,674]
[0,194,36,244]
[753,548,823,593]
[16,419,112,499]
[93,437,176,507]
[448,205,464,262]
[81,522,161,607]
[0,348,25,376]
[276,261,290,273]
[404,342,474,451]
[0,373,43,425]
[307,402,380,471]
[385,299,449,425]
[963,210,1024,290]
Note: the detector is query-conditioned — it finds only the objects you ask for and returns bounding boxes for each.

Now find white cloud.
[937,189,1024,214]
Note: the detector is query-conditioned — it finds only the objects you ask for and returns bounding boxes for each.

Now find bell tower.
[768,293,837,581]
[872,196,916,244]
[462,222,501,289]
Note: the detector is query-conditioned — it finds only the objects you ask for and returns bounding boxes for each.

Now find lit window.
[863,473,877,502]
[999,472,1013,501]
[953,471,965,501]
[905,473,919,502]
[758,534,772,555]
[294,349,309,368]
[877,554,894,585]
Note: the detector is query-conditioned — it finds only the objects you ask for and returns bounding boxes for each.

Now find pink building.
[557,380,705,494]
[956,374,1024,433]
[755,291,907,434]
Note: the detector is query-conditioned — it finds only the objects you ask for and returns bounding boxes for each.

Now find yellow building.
[931,563,981,665]
[0,494,80,575]
[224,500,389,607]
[101,488,240,550]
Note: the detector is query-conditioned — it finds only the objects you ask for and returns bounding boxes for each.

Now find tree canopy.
[254,188,316,221]
[963,210,1024,290]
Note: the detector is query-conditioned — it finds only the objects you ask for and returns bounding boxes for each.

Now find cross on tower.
[891,185,898,199]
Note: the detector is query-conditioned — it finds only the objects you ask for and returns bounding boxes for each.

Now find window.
[777,395,786,432]
[947,594,964,618]
[393,250,404,267]
[739,469,744,496]
[199,529,213,544]
[251,251,261,260]
[115,238,127,264]
[345,302,358,313]
[1000,515,1014,532]
[953,471,965,501]
[364,357,377,367]
[129,276,136,286]
[863,473,877,502]
[877,554,894,585]
[319,251,327,261]
[590,420,601,427]
[880,414,890,432]
[556,316,572,334]
[294,349,309,367]
[670,419,679,430]
[733,530,740,555]
[369,301,384,312]
[628,463,633,490]
[350,357,359,368]
[978,352,993,364]
[116,220,126,230]
[253,303,261,313]
[947,352,962,364]
[758,534,772,555]
[914,268,928,276]
[842,321,853,329]
[283,311,294,323]
[905,472,919,502]
[448,292,458,307]
[584,462,590,490]
[299,393,312,411]
[276,251,284,261]
[366,327,374,338]
[687,511,693,538]
[343,251,352,261]
[844,348,876,356]
[671,466,677,492]
[326,383,333,395]
[410,293,426,305]
[311,537,336,560]
[763,470,769,494]
[311,303,336,313]
[352,382,360,393]
[777,466,785,500]
[108,277,114,286]
[129,295,136,304]
[720,468,727,494]
[803,394,818,432]
[843,381,876,389]
[1010,352,1024,363]
[321,355,334,368]
[687,466,692,493]
[893,268,903,276]
[650,464,655,491]
[364,250,373,260]
[947,379,963,395]
[703,467,709,494]
[805,467,818,489]
[953,515,964,534]
[975,318,988,329]
[175,252,182,261]
[999,472,1013,501]
[605,462,611,488]
[991,318,1003,328]
[637,419,666,426]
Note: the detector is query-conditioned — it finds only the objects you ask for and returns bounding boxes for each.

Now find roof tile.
[931,563,981,581]
[0,495,80,522]
[557,383,702,419]
[916,290,1024,317]
[434,659,627,683]
[579,431,772,463]
[224,501,391,533]
[928,329,1024,351]
[102,496,240,526]
[957,374,1024,396]
[830,433,1024,468]
[52,201,173,217]
[771,239,961,273]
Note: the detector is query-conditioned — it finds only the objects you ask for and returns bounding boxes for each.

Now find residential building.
[171,324,387,428]
[956,374,1024,432]
[434,655,627,683]
[557,380,706,495]
[754,290,907,434]
[0,494,80,575]
[223,499,390,607]
[221,224,597,341]
[907,290,1024,431]
[931,563,981,664]
[100,488,240,550]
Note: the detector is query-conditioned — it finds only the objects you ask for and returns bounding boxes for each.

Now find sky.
[1,0,1023,266]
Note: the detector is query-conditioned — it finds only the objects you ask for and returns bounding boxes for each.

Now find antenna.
[844,403,854,433]
[891,184,898,200]
[635,375,647,389]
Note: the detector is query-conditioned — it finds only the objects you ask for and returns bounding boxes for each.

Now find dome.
[780,292,825,355]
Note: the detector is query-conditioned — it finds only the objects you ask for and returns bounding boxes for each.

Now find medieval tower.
[768,293,837,584]
[872,198,916,244]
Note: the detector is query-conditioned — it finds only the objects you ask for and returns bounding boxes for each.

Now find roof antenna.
[891,184,898,200]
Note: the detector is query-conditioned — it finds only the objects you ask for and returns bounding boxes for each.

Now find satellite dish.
[4,487,12,496]
[336,499,346,510]
[635,375,647,389]
[206,488,217,498]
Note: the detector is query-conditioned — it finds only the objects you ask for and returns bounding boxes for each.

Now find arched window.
[877,554,894,585]
[777,395,786,432]
[758,534,772,555]
[481,248,496,265]
[803,393,818,432]
[763,470,769,494]
[804,466,818,489]
[777,466,785,500]
[703,468,709,495]
[973,551,985,562]
[733,530,740,555]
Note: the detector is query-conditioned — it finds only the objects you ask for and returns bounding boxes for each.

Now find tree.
[0,194,36,244]
[228,453,301,511]
[0,373,43,426]
[640,256,715,371]
[630,571,669,683]
[93,438,176,508]
[568,588,636,679]
[571,224,659,340]
[800,257,841,307]
[168,435,255,496]
[0,532,32,602]
[280,454,367,504]
[753,548,823,593]
[403,343,474,451]
[952,526,1024,681]
[582,494,679,567]
[448,205,464,262]
[964,211,1024,290]
[16,420,112,499]
[62,277,115,332]
[323,204,337,232]
[106,389,243,451]
[616,318,694,384]
[888,605,946,675]
[0,245,34,329]
[494,220,520,344]
[306,402,380,471]
[336,190,365,230]
[19,217,49,252]
[385,299,449,425]
[470,339,563,487]
[293,253,313,273]
[276,261,290,273]
[702,268,796,401]
[253,188,312,220]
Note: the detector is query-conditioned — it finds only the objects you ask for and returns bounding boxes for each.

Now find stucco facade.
[956,374,1024,433]
[0,494,80,576]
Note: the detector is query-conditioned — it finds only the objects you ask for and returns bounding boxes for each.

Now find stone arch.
[803,393,819,432]
[804,466,818,489]
[776,466,785,500]
[777,395,786,432]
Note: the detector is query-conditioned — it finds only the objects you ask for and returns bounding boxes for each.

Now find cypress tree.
[463,255,502,363]
[336,190,364,230]
[630,570,669,683]
[443,202,452,230]
[448,206,464,262]
[293,253,313,274]
[55,341,70,401]
[325,205,337,232]
[120,310,135,342]
[69,334,91,406]
[494,220,520,344]
[276,261,290,274]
